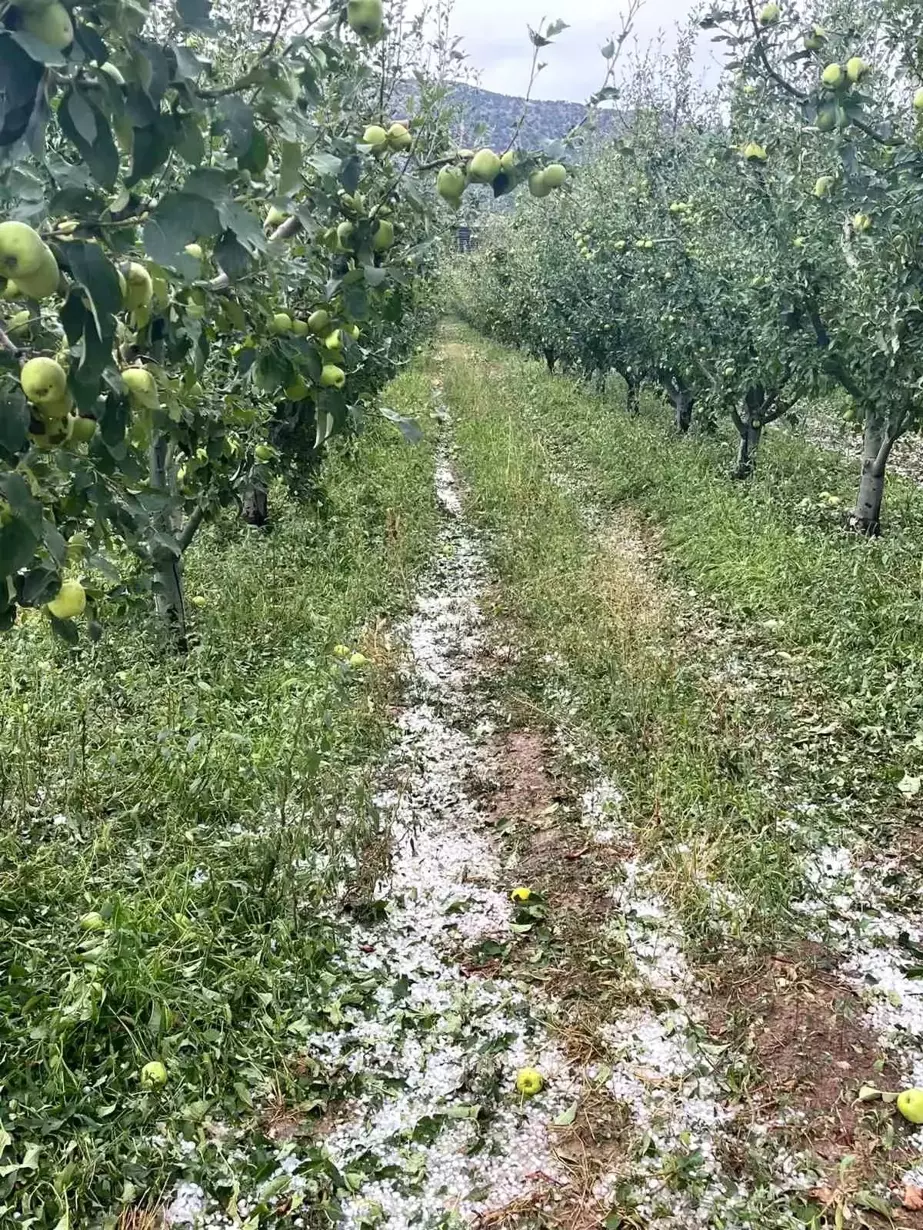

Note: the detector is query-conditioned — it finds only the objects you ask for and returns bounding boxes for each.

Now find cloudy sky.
[439,0,707,102]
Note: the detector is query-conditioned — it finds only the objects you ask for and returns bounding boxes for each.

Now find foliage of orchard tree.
[452,0,923,533]
[0,0,573,645]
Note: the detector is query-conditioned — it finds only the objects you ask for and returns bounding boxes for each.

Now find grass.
[437,325,923,951]
[0,366,439,1227]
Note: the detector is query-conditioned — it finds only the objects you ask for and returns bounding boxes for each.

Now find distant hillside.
[448,82,619,150]
[395,81,620,153]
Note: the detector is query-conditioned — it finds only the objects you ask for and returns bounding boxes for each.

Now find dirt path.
[163,354,923,1228]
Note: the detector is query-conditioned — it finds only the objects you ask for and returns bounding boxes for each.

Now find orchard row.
[0,0,572,641]
[453,0,923,534]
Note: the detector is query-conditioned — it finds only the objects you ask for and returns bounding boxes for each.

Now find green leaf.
[0,35,44,149]
[0,517,39,578]
[216,96,253,158]
[176,0,213,30]
[278,140,302,196]
[59,87,119,188]
[143,192,221,267]
[379,407,422,444]
[307,152,342,178]
[9,29,69,67]
[553,1101,578,1126]
[0,391,29,454]
[0,473,43,536]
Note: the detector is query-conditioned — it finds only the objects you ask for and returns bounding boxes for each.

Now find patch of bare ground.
[709,946,923,1226]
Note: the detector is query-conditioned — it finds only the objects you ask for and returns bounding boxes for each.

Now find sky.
[438,0,706,102]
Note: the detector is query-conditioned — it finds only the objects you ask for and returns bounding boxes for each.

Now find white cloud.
[433,0,706,101]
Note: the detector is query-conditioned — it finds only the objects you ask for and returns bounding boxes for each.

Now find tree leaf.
[553,1101,578,1126]
[143,192,221,267]
[379,407,422,443]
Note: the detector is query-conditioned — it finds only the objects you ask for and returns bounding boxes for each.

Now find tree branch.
[179,501,208,553]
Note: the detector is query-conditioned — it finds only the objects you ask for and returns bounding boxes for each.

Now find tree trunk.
[243,483,269,527]
[732,386,768,479]
[733,420,763,478]
[851,415,892,536]
[623,374,640,417]
[149,435,188,647]
[153,550,189,649]
[543,346,556,373]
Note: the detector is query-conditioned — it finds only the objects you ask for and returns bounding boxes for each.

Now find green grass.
[439,326,923,950]
[0,367,438,1227]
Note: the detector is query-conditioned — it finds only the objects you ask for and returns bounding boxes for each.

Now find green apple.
[140,1061,167,1090]
[320,364,345,389]
[265,206,287,228]
[121,366,159,408]
[853,211,872,232]
[184,242,203,259]
[528,170,551,198]
[285,376,310,401]
[437,165,466,202]
[254,444,273,461]
[15,243,60,298]
[270,311,292,333]
[813,175,835,197]
[759,3,780,25]
[291,317,309,336]
[21,356,67,406]
[20,1,74,50]
[324,329,342,350]
[336,220,355,250]
[346,0,383,40]
[79,911,106,931]
[543,163,567,189]
[66,414,97,444]
[846,56,869,83]
[915,88,923,112]
[743,142,768,161]
[122,262,153,311]
[362,124,388,148]
[897,1089,923,1124]
[0,220,46,280]
[822,63,844,87]
[387,122,412,151]
[308,309,330,334]
[803,25,826,50]
[515,1068,543,1096]
[47,579,87,620]
[467,149,501,184]
[373,219,394,251]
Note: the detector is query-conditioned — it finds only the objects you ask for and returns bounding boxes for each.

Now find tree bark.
[149,435,188,647]
[243,483,269,527]
[731,386,769,479]
[850,414,893,536]
[543,346,556,373]
[733,420,763,478]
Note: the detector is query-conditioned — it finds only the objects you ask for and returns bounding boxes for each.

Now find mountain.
[448,82,618,150]
[395,81,620,153]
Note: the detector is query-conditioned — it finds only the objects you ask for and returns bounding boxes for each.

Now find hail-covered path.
[166,381,923,1229]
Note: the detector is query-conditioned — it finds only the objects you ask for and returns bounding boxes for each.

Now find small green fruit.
[47,579,87,620]
[914,88,923,113]
[140,1061,168,1090]
[15,243,60,299]
[349,652,368,667]
[362,124,388,147]
[373,219,394,251]
[822,63,844,87]
[20,1,74,50]
[897,1089,923,1124]
[853,211,872,232]
[743,142,768,161]
[515,1068,544,1097]
[121,366,159,408]
[122,262,153,312]
[0,220,47,280]
[265,206,287,228]
[813,175,835,197]
[308,309,330,334]
[510,887,532,902]
[468,149,501,184]
[386,122,412,151]
[528,170,551,198]
[543,163,567,189]
[21,356,67,406]
[347,0,383,40]
[846,56,869,83]
[437,165,467,203]
[254,444,273,461]
[759,3,780,25]
[79,911,106,931]
[184,242,203,260]
[270,312,293,334]
[320,364,345,389]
